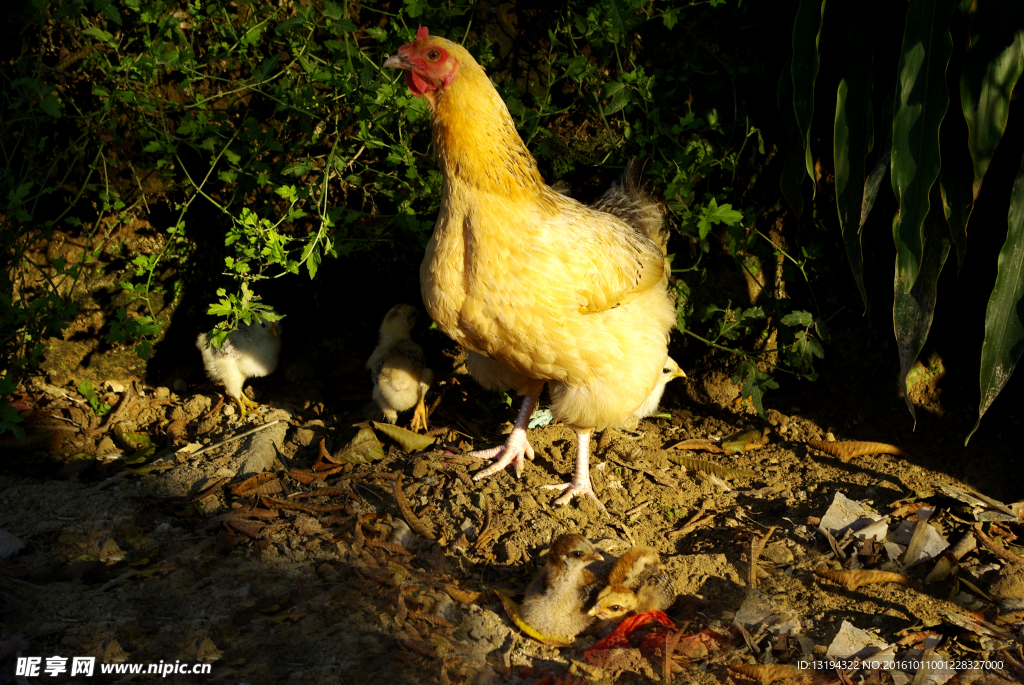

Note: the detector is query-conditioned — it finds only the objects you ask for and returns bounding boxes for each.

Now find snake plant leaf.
[968,152,1024,443]
[894,206,952,427]
[891,0,955,293]
[778,57,806,220]
[791,0,827,196]
[834,8,875,312]
[960,2,1024,201]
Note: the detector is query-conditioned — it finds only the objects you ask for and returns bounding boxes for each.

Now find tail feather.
[592,157,668,254]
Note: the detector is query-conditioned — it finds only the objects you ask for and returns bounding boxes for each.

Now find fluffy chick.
[631,356,686,421]
[520,534,604,641]
[588,546,675,620]
[197,318,282,419]
[366,304,433,432]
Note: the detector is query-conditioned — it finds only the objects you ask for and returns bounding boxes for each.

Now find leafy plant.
[77,379,111,417]
[782,0,1024,439]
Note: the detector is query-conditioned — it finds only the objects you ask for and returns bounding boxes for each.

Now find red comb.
[415,25,429,41]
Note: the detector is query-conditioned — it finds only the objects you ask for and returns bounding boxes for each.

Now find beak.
[384,54,410,70]
[269,323,280,337]
[589,552,604,562]
[672,369,687,379]
[587,606,602,617]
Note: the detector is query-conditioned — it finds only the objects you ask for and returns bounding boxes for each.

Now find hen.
[385,28,676,509]
[196,318,282,419]
[366,304,433,432]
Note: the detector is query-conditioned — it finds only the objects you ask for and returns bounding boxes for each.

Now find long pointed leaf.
[861,152,891,232]
[778,57,806,220]
[792,0,827,196]
[938,141,973,270]
[894,205,952,427]
[968,151,1024,443]
[961,3,1024,201]
[834,8,875,312]
[891,0,955,293]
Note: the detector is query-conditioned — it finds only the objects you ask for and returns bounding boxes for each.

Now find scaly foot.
[471,429,535,480]
[542,476,606,511]
[233,393,261,419]
[541,428,607,511]
[469,390,540,481]
[410,396,429,433]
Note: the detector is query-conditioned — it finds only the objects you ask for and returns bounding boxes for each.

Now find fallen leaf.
[494,590,571,647]
[372,421,435,452]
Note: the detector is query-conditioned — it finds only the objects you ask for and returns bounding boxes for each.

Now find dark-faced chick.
[520,534,604,641]
[197,317,282,419]
[366,304,433,432]
[588,546,675,620]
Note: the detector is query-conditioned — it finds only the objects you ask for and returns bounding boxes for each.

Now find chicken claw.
[410,394,429,433]
[234,393,261,419]
[471,393,539,480]
[542,429,607,512]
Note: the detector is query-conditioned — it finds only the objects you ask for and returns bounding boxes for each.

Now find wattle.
[405,70,436,97]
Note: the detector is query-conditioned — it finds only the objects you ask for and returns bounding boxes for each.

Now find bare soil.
[2,330,1022,685]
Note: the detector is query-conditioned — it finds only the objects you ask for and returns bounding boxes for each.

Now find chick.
[588,547,675,621]
[631,356,686,421]
[197,317,282,419]
[366,304,433,432]
[520,534,604,641]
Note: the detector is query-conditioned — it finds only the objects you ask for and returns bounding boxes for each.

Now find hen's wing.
[590,158,668,253]
[549,190,666,315]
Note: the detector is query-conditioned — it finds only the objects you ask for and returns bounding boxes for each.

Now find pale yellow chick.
[588,546,675,620]
[367,304,433,432]
[197,318,282,419]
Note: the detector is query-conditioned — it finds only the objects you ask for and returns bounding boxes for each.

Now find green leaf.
[833,7,874,312]
[894,204,951,427]
[781,310,813,326]
[891,0,955,293]
[968,151,1024,442]
[960,2,1024,201]
[791,0,826,195]
[777,58,805,220]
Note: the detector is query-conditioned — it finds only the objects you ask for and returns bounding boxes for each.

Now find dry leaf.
[806,440,905,462]
[666,454,755,479]
[495,589,571,647]
[336,426,385,464]
[372,421,436,452]
[667,439,724,453]
[814,568,911,591]
[230,472,278,497]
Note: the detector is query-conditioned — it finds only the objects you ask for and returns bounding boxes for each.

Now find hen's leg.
[542,428,606,511]
[471,391,540,480]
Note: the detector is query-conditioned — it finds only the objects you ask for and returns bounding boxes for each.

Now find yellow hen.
[385,28,676,509]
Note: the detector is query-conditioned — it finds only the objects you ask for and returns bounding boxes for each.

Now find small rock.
[155,387,171,399]
[294,428,316,447]
[412,459,432,479]
[497,540,521,564]
[97,437,116,455]
[762,542,794,565]
[103,380,126,393]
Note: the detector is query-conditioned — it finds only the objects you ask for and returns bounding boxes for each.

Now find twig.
[667,508,714,541]
[974,524,1024,566]
[189,420,282,458]
[749,525,777,588]
[394,476,436,540]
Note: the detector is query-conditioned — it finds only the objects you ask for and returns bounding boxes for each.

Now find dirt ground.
[1,321,1023,685]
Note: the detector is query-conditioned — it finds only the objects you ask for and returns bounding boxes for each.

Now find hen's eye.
[426,48,441,61]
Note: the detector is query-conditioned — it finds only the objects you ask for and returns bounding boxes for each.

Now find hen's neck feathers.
[429,44,552,206]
